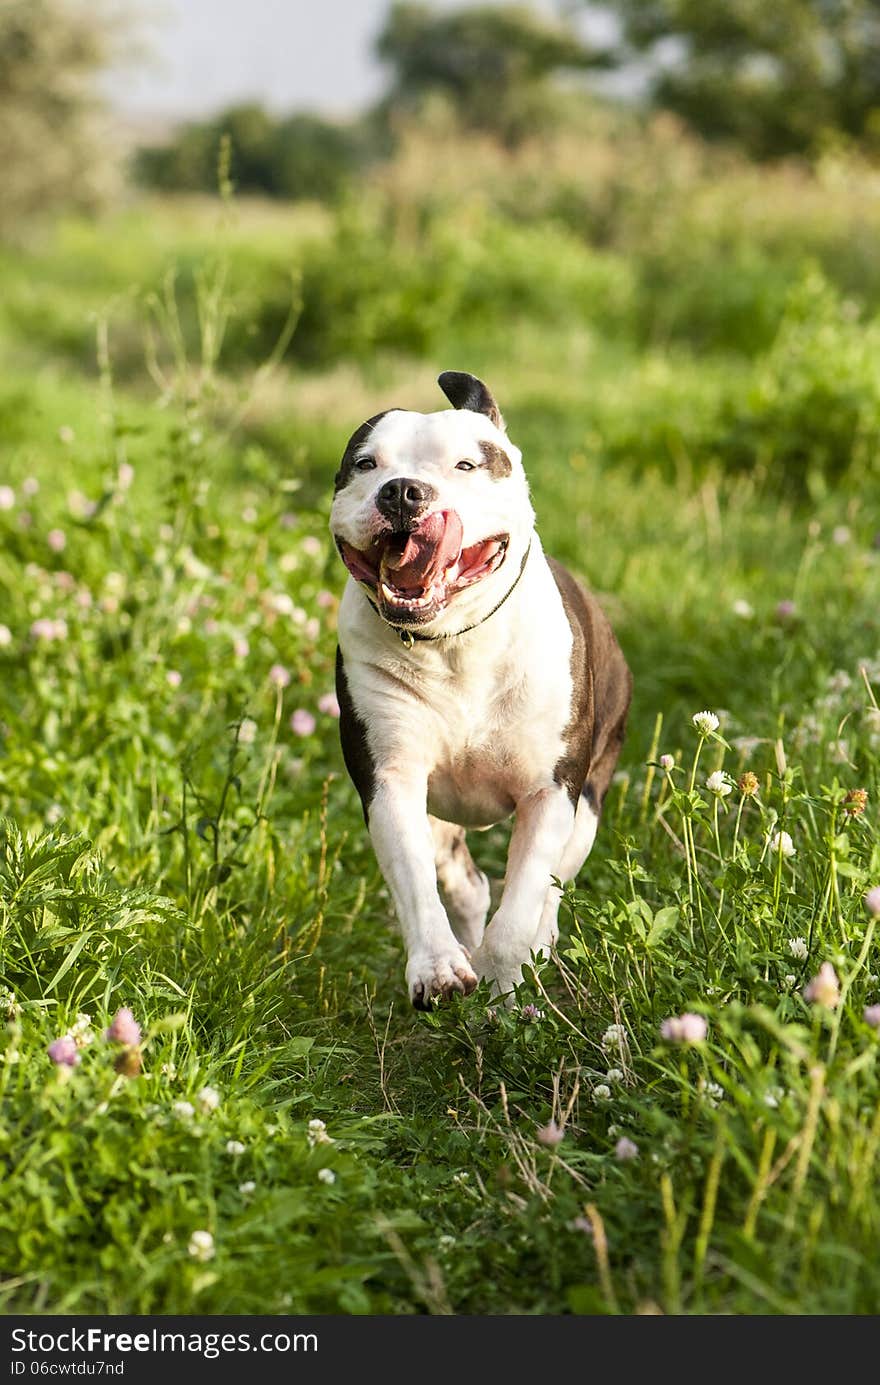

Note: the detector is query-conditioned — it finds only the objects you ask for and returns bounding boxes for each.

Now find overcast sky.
[106,0,613,121]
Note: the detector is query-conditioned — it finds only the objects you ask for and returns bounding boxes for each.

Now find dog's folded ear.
[438,371,504,432]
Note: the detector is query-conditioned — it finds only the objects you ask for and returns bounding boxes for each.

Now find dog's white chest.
[341,559,576,829]
[423,657,571,826]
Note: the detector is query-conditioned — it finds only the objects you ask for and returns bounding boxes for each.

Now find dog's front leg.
[472,786,575,999]
[369,774,478,1009]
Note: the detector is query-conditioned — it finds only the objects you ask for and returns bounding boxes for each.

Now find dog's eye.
[455,460,476,472]
[355,457,376,472]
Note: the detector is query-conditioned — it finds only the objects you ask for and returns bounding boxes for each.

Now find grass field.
[1,160,880,1313]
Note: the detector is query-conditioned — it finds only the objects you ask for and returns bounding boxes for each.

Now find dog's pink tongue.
[381,511,463,593]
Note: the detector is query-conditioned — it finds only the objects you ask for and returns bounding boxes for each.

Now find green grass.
[1,191,879,1315]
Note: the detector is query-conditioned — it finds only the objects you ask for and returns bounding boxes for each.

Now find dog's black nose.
[375,477,437,528]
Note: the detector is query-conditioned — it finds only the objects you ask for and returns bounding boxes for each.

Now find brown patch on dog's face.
[478,440,512,479]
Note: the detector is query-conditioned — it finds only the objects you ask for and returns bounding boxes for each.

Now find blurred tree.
[270,114,365,201]
[135,105,363,201]
[0,0,124,238]
[375,1,610,144]
[602,0,880,158]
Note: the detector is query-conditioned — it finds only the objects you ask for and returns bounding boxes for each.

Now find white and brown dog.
[331,371,631,1007]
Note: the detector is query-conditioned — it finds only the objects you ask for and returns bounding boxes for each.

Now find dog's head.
[330,371,534,631]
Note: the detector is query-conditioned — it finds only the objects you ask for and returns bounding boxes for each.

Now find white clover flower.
[307,1118,334,1147]
[188,1230,215,1262]
[593,1084,612,1103]
[317,1168,336,1185]
[827,670,852,694]
[692,710,720,736]
[732,599,754,619]
[705,770,733,797]
[784,974,797,988]
[659,753,675,771]
[770,830,796,858]
[601,1023,627,1053]
[173,1100,195,1121]
[605,1068,624,1084]
[793,715,822,748]
[660,1013,708,1043]
[438,1235,456,1251]
[196,1086,220,1114]
[732,735,762,757]
[1,989,19,1020]
[788,937,808,960]
[68,1014,94,1048]
[269,663,291,689]
[614,1136,639,1161]
[267,592,295,616]
[161,1062,178,1080]
[237,717,258,746]
[226,1140,246,1157]
[239,1181,256,1195]
[536,1120,565,1147]
[699,1080,724,1107]
[0,625,11,647]
[803,962,840,1009]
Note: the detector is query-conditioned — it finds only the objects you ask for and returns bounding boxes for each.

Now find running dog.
[330,371,631,1007]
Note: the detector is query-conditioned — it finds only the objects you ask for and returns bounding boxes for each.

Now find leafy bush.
[715,271,880,490]
[223,203,637,367]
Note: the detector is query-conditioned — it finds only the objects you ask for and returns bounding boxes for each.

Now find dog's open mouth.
[336,510,509,626]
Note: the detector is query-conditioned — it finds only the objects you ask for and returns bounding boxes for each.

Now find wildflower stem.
[711,797,723,867]
[850,1097,880,1216]
[826,806,842,933]
[785,1064,825,1230]
[693,1129,725,1293]
[639,711,663,826]
[688,737,705,796]
[826,917,876,1066]
[583,1203,619,1314]
[743,1125,777,1240]
[659,1173,686,1315]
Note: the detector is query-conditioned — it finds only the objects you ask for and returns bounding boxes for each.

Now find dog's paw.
[470,937,530,1003]
[407,947,478,1010]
